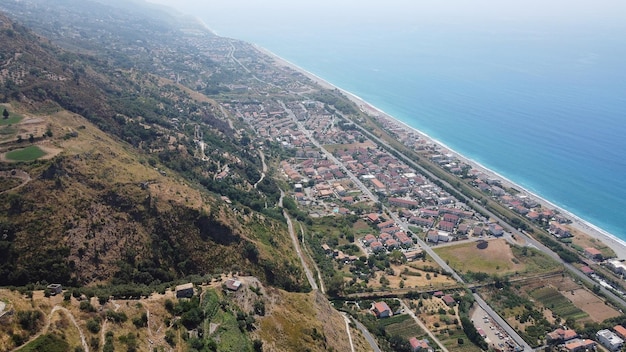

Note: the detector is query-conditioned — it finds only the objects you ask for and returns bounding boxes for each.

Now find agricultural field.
[529,286,587,321]
[434,239,561,281]
[521,276,621,323]
[5,145,47,161]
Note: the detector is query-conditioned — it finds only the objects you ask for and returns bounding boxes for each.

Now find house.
[584,247,603,261]
[385,239,399,249]
[564,339,596,352]
[370,241,384,252]
[47,284,62,296]
[403,250,423,261]
[321,244,332,254]
[441,294,456,306]
[409,337,433,352]
[366,213,380,223]
[426,230,440,243]
[176,283,194,298]
[442,213,459,224]
[597,329,624,351]
[547,328,578,343]
[409,216,434,227]
[389,197,419,209]
[549,221,571,238]
[432,291,444,298]
[377,220,395,230]
[488,223,504,236]
[438,220,455,232]
[225,279,242,291]
[614,325,626,340]
[373,301,392,318]
[580,266,595,275]
[363,234,377,246]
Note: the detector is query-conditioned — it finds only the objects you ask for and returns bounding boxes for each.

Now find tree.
[2,108,8,119]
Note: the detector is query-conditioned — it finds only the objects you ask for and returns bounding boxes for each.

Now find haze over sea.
[151,1,626,240]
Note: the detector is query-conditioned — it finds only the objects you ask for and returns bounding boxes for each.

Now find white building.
[597,329,624,352]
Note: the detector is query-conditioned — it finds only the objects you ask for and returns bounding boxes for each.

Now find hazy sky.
[147,0,626,29]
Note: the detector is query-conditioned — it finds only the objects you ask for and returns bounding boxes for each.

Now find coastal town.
[210,32,626,351]
[1,1,626,351]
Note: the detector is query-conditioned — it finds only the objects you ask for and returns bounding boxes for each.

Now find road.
[398,300,449,352]
[341,313,356,352]
[350,316,382,352]
[281,190,318,291]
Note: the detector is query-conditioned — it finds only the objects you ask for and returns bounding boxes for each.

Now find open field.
[434,239,561,279]
[434,239,523,275]
[5,145,47,161]
[0,114,23,126]
[323,141,376,153]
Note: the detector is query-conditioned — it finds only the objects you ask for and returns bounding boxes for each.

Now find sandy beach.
[255,45,626,260]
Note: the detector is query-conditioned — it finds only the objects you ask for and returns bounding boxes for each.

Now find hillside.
[0,9,305,290]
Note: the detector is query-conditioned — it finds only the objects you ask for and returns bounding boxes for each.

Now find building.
[488,223,504,236]
[225,279,242,291]
[438,220,455,232]
[409,337,433,352]
[389,197,420,209]
[175,283,194,298]
[441,294,456,306]
[614,325,626,340]
[47,284,62,296]
[597,329,624,351]
[580,266,595,275]
[607,259,626,276]
[547,328,578,343]
[373,301,392,318]
[584,247,603,261]
[564,339,596,352]
[549,221,571,238]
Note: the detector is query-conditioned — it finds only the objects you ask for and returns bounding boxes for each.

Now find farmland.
[529,286,587,321]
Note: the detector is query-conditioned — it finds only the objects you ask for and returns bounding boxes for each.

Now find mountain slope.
[0,11,307,292]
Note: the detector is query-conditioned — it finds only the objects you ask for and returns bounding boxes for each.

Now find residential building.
[564,339,596,352]
[225,279,242,291]
[584,247,602,261]
[489,223,504,236]
[547,328,578,343]
[176,283,194,298]
[47,284,62,296]
[597,329,624,351]
[409,337,433,352]
[441,294,455,306]
[373,301,392,318]
[614,325,626,340]
[438,220,455,232]
[550,221,572,238]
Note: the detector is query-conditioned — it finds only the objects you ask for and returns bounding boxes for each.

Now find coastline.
[253,44,626,260]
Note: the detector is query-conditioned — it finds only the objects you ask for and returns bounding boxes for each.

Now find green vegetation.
[17,334,69,352]
[5,146,46,161]
[0,110,22,125]
[530,286,587,321]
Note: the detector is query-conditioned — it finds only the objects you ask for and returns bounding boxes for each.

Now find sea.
[190,6,626,241]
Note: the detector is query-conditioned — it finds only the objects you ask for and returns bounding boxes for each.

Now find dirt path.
[399,299,449,352]
[12,305,89,352]
[0,169,31,194]
[253,150,267,189]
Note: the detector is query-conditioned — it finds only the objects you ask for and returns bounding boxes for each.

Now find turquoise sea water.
[204,18,626,240]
